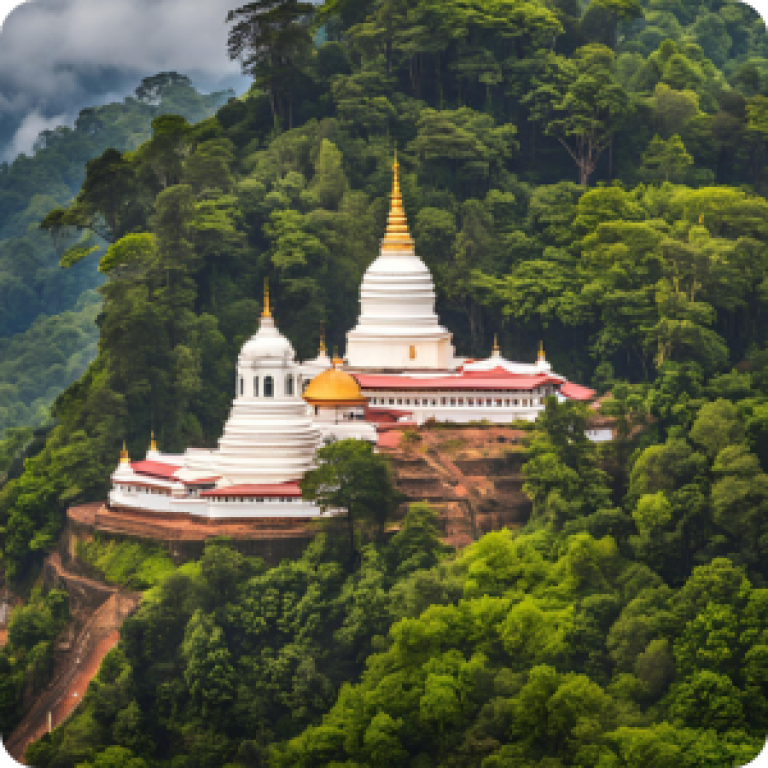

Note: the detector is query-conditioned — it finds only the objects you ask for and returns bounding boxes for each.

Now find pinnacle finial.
[149,430,157,452]
[493,334,500,355]
[262,278,271,318]
[120,440,130,464]
[319,330,326,354]
[538,340,545,360]
[381,152,414,252]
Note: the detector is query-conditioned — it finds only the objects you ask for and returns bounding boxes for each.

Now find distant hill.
[0,73,232,438]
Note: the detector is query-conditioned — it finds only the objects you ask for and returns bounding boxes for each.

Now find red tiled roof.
[365,407,413,424]
[131,460,181,480]
[354,372,561,392]
[201,481,303,498]
[560,381,597,401]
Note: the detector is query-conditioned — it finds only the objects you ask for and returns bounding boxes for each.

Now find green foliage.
[75,535,176,589]
[8,0,768,763]
[0,588,69,736]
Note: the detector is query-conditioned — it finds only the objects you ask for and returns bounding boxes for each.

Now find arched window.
[264,376,274,397]
[253,377,259,397]
[285,374,294,396]
[239,377,244,396]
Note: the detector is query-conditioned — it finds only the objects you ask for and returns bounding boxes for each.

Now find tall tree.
[300,439,402,564]
[527,44,631,185]
[227,0,315,128]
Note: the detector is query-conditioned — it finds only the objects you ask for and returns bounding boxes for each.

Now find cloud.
[4,108,69,159]
[0,0,248,160]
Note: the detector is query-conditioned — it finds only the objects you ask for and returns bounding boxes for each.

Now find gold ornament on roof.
[262,278,272,318]
[381,153,414,252]
[120,441,130,464]
[493,334,500,355]
[538,340,546,360]
[149,430,157,452]
[319,331,326,354]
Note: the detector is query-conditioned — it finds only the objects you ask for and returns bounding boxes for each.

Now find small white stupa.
[182,282,322,486]
[346,156,454,371]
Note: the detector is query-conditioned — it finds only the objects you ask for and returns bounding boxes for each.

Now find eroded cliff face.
[380,425,532,548]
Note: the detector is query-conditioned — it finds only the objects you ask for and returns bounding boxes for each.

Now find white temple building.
[108,159,595,522]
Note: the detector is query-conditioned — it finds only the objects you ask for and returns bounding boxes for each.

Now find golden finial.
[120,441,130,464]
[538,340,546,360]
[332,346,343,368]
[262,278,271,318]
[493,334,500,355]
[381,153,414,252]
[319,330,326,354]
[149,430,157,452]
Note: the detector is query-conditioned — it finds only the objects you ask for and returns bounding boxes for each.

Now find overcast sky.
[0,0,247,161]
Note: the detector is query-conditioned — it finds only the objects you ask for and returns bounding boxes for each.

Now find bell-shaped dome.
[346,157,454,370]
[303,363,367,406]
[239,283,295,364]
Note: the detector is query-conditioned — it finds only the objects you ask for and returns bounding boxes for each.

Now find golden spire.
[493,334,500,355]
[381,153,414,252]
[332,346,343,368]
[319,330,326,354]
[538,340,546,360]
[120,441,130,464]
[149,430,157,452]
[262,278,271,318]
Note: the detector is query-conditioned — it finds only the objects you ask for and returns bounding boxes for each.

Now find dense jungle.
[3,0,768,764]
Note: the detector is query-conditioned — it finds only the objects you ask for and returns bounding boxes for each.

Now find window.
[505,399,510,407]
[441,398,446,406]
[486,399,492,407]
[432,399,437,406]
[397,398,403,405]
[409,345,416,360]
[389,398,395,405]
[450,398,456,407]
[264,376,274,397]
[253,377,259,397]
[405,399,411,405]
[239,377,244,396]
[286,374,294,396]
[468,398,474,406]
[458,398,464,406]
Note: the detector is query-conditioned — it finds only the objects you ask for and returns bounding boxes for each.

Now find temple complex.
[105,159,596,525]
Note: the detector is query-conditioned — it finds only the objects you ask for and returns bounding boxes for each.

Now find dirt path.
[6,559,140,764]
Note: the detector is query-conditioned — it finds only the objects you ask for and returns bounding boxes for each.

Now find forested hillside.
[3,0,768,764]
[0,74,232,439]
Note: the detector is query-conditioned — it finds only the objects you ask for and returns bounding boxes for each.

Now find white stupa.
[181,283,322,486]
[346,157,454,371]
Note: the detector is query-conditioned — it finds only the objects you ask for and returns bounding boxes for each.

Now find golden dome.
[303,367,367,407]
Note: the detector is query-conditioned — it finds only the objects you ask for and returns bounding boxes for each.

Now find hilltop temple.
[108,160,595,522]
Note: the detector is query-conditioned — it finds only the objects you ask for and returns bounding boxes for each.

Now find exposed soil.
[7,556,140,764]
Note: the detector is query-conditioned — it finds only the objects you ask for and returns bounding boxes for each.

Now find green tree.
[227,0,316,128]
[301,439,402,563]
[527,45,631,185]
[641,134,693,182]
